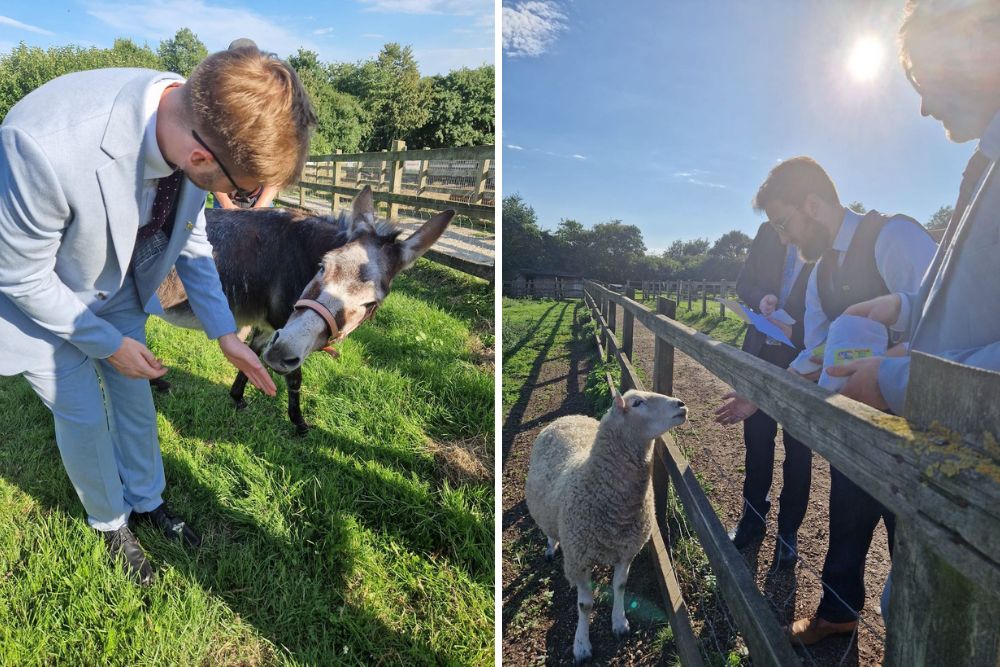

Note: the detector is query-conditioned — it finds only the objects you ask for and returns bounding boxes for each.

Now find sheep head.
[610,388,687,441]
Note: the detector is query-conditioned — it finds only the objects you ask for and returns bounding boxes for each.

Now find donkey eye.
[631,399,645,408]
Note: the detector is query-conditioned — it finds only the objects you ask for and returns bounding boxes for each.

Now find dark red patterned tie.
[137,169,184,242]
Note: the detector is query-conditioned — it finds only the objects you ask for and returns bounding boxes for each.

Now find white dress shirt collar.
[142,77,185,181]
[831,208,863,253]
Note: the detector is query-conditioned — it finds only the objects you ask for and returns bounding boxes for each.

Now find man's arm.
[736,223,779,311]
[252,184,279,209]
[0,126,123,359]
[877,341,1000,415]
[174,206,275,396]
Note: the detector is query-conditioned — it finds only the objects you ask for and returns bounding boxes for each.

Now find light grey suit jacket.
[0,68,237,375]
[879,113,1000,414]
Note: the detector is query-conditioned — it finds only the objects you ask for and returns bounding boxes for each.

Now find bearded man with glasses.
[752,156,937,645]
[0,46,316,585]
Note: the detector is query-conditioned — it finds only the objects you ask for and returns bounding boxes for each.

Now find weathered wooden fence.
[583,280,1000,666]
[279,140,494,230]
[625,279,740,317]
[502,275,583,299]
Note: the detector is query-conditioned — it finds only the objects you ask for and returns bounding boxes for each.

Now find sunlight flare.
[847,34,885,82]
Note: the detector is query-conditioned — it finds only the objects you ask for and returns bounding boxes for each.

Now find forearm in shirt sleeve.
[879,340,1000,415]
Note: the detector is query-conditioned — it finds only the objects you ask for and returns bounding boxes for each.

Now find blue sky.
[502,1,973,253]
[1,0,493,76]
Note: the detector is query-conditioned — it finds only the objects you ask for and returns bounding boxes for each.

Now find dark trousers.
[740,409,813,534]
[817,465,896,622]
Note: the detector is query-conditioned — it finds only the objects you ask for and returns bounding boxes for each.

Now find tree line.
[0,29,494,155]
[504,194,953,283]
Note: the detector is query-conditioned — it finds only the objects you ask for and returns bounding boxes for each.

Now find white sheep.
[526,388,687,663]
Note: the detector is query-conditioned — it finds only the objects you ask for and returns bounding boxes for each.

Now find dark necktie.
[136,170,184,242]
[939,149,990,249]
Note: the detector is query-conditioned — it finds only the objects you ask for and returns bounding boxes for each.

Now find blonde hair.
[186,48,316,188]
[899,0,1000,85]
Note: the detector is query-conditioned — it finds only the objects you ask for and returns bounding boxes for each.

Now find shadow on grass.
[501,301,596,466]
[0,362,486,664]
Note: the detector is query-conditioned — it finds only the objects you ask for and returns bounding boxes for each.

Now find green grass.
[0,258,493,666]
[501,298,593,417]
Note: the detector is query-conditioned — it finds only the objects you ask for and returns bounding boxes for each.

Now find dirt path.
[627,320,891,667]
[502,302,678,665]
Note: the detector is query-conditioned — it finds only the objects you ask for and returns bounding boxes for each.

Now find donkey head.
[261,186,454,374]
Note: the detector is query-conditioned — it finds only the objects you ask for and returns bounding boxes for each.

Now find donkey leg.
[230,371,251,410]
[286,367,310,436]
[150,376,171,393]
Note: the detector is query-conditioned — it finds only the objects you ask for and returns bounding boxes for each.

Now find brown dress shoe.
[785,616,857,646]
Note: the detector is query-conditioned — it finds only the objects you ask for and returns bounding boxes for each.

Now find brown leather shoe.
[785,616,857,646]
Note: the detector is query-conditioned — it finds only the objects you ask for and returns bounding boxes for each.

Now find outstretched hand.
[218,333,277,397]
[715,391,758,425]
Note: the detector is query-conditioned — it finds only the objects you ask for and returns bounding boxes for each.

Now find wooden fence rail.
[583,279,1000,666]
[280,140,495,230]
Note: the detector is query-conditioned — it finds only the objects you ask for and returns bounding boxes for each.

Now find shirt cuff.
[878,356,911,416]
[889,292,911,334]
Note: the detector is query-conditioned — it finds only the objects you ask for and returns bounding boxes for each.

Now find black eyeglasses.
[191,129,257,197]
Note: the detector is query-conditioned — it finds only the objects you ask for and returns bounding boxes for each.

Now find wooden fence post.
[686,281,693,310]
[607,300,618,362]
[701,280,708,315]
[387,139,405,220]
[652,297,677,530]
[623,287,635,360]
[331,149,342,213]
[719,279,728,317]
[885,353,1000,667]
[600,295,609,351]
[474,156,491,205]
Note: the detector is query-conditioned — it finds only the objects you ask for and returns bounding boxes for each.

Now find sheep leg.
[545,536,560,560]
[230,371,250,410]
[572,575,594,664]
[611,558,633,637]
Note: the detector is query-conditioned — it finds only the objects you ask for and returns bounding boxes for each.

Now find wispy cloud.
[507,144,524,150]
[313,27,334,36]
[357,0,490,15]
[673,168,726,189]
[502,1,566,57]
[362,33,386,39]
[0,15,53,35]
[572,154,586,160]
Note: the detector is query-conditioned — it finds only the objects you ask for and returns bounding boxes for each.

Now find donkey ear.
[398,209,455,270]
[349,185,376,236]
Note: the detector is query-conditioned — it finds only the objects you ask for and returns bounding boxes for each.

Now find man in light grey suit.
[826,0,1000,412]
[0,47,315,584]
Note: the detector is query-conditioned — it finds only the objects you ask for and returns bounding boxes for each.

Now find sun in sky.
[847,33,886,82]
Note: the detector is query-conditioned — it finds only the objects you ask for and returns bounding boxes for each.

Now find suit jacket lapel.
[96,71,184,281]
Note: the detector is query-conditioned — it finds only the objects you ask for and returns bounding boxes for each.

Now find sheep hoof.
[232,397,248,411]
[294,421,311,437]
[612,619,630,638]
[150,378,171,393]
[573,650,592,665]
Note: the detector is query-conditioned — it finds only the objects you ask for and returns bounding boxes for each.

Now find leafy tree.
[1,40,160,121]
[709,229,752,260]
[332,44,431,151]
[503,194,546,273]
[847,200,867,214]
[157,28,207,77]
[926,205,953,230]
[409,65,494,148]
[288,49,367,154]
[664,238,710,259]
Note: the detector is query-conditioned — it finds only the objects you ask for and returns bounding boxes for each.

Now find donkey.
[156,186,454,434]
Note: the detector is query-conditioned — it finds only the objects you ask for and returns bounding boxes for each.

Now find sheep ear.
[613,389,627,413]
